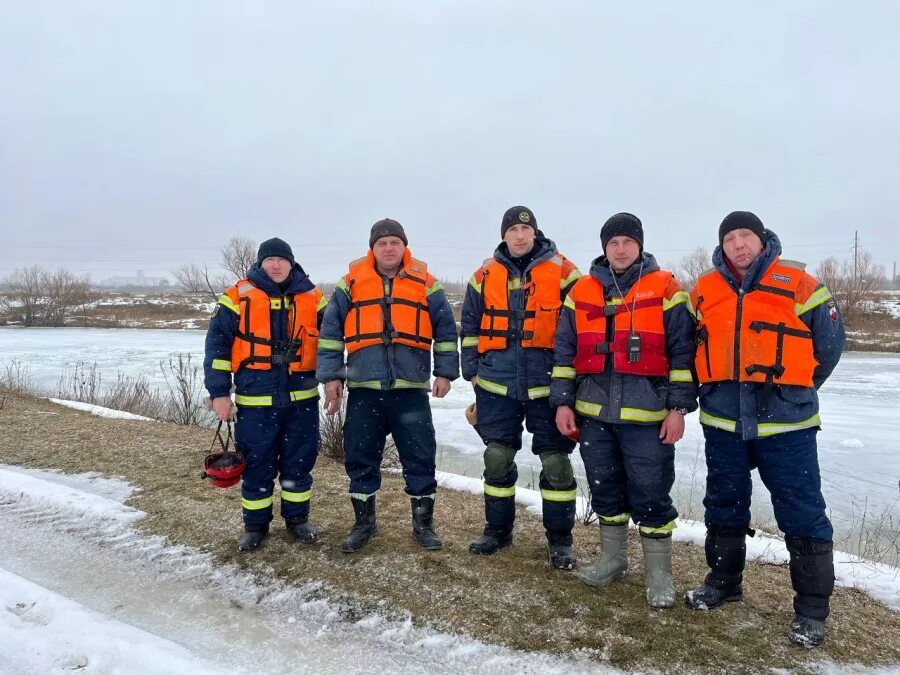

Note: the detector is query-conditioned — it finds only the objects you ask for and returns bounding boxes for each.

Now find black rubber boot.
[341,496,378,554]
[789,614,826,648]
[685,526,747,610]
[786,536,833,647]
[547,531,576,570]
[237,523,269,552]
[469,526,513,555]
[285,517,318,543]
[411,497,443,551]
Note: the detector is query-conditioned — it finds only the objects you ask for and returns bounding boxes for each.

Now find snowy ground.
[2,327,897,544]
[0,464,611,675]
[1,451,897,674]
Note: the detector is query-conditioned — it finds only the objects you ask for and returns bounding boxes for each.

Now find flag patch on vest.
[771,273,792,283]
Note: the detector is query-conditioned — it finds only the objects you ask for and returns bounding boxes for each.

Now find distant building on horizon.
[98,270,170,288]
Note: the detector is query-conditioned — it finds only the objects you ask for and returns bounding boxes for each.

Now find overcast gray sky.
[2,1,898,284]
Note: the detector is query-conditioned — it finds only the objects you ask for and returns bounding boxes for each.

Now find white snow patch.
[0,466,613,674]
[49,397,155,421]
[839,438,865,449]
[0,570,226,675]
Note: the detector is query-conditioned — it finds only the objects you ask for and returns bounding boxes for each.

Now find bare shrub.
[173,236,258,302]
[1,266,42,325]
[577,480,598,526]
[100,374,168,420]
[835,497,900,568]
[0,359,34,394]
[673,246,711,292]
[816,250,886,325]
[221,237,257,280]
[160,353,212,426]
[173,264,230,303]
[57,361,102,403]
[1,267,90,327]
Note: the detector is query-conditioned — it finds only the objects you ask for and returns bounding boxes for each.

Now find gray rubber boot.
[579,524,629,588]
[641,535,676,608]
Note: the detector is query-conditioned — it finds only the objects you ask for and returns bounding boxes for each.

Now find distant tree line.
[0,267,93,327]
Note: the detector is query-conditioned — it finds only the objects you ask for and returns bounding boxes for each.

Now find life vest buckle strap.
[745,363,786,378]
[748,320,812,340]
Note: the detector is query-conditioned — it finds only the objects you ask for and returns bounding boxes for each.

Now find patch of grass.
[1,391,899,674]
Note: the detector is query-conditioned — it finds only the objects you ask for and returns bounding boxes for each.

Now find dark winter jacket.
[315,253,459,389]
[687,230,845,440]
[550,252,698,423]
[460,238,580,401]
[204,263,326,407]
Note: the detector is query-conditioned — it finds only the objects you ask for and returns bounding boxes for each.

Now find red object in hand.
[566,428,580,442]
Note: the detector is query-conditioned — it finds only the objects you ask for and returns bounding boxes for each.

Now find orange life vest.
[568,270,671,377]
[225,280,321,372]
[343,249,433,354]
[476,255,568,353]
[693,259,817,387]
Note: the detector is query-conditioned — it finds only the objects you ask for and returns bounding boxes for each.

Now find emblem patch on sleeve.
[827,301,839,321]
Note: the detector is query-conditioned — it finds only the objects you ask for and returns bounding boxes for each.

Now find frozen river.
[1,326,898,547]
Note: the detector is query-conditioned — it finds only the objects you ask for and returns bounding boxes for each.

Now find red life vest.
[224,279,321,372]
[343,249,433,354]
[693,259,818,386]
[476,254,572,353]
[568,270,672,377]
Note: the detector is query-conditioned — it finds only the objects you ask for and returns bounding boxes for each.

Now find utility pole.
[852,230,859,284]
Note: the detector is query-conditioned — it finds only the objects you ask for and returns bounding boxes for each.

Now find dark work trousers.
[475,388,576,536]
[235,400,320,527]
[344,388,438,497]
[702,425,833,541]
[578,417,677,529]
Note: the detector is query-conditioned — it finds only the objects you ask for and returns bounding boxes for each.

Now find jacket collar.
[589,251,660,296]
[247,262,314,296]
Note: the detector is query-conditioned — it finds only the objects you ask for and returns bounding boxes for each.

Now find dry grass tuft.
[1,391,898,674]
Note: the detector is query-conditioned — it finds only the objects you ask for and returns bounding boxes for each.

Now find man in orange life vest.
[461,206,582,569]
[552,213,697,607]
[316,219,460,553]
[684,212,845,647]
[204,237,328,552]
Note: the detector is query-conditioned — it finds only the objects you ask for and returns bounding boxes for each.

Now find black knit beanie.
[718,211,766,246]
[369,218,408,248]
[600,213,644,251]
[500,206,537,238]
[256,237,295,265]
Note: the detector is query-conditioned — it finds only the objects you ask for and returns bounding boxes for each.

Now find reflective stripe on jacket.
[222,279,321,373]
[343,249,433,354]
[475,254,570,352]
[567,270,672,378]
[693,259,817,387]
